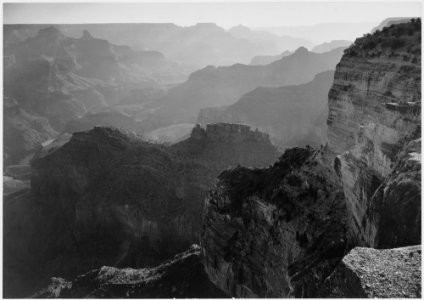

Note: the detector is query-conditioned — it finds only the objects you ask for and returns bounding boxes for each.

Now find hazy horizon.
[4,2,421,29]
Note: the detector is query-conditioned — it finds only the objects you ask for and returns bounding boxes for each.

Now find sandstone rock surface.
[327,19,421,247]
[320,246,421,298]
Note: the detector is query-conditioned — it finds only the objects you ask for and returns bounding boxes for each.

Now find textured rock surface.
[327,19,421,247]
[4,124,278,297]
[319,246,421,298]
[201,147,349,297]
[33,245,228,298]
[200,20,421,298]
[198,70,334,148]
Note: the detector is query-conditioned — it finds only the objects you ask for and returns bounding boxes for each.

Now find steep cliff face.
[327,19,421,246]
[201,148,349,297]
[200,19,421,298]
[197,70,334,149]
[4,124,278,297]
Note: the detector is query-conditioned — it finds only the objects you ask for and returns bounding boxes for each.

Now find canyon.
[197,70,335,149]
[200,18,421,297]
[147,47,345,131]
[3,18,421,299]
[4,124,279,297]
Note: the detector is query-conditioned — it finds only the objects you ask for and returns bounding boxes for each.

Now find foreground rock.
[201,147,349,297]
[4,124,278,298]
[34,245,228,298]
[319,246,421,298]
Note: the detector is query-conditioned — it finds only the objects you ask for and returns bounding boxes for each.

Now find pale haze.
[4,2,421,28]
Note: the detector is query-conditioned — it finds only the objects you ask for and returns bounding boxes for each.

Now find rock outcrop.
[319,246,421,298]
[201,147,349,297]
[197,70,335,149]
[327,18,421,247]
[33,245,228,298]
[4,124,279,297]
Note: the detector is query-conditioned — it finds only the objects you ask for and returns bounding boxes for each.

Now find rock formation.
[327,18,421,247]
[4,124,279,298]
[198,70,335,149]
[201,147,349,297]
[4,23,311,69]
[147,47,345,130]
[200,19,421,298]
[3,26,190,165]
[319,246,421,298]
[33,245,228,298]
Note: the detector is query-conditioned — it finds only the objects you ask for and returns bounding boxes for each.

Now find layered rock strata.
[327,19,421,246]
[200,19,421,298]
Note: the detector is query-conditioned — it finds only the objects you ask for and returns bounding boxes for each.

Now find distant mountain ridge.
[144,46,345,131]
[197,70,335,149]
[4,23,312,69]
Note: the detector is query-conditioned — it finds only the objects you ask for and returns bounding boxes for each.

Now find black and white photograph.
[2,1,422,298]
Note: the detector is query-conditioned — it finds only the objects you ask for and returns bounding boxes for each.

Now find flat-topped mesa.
[326,19,421,247]
[204,123,271,144]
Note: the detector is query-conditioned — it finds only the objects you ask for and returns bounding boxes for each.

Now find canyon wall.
[200,19,421,297]
[327,19,421,247]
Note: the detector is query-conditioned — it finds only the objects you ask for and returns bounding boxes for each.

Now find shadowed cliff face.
[4,124,279,298]
[198,70,335,149]
[327,19,421,247]
[201,147,349,297]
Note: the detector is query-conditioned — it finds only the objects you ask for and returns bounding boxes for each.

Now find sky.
[3,1,422,29]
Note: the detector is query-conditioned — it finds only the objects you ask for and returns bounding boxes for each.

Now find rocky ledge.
[33,245,228,298]
[319,246,421,298]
